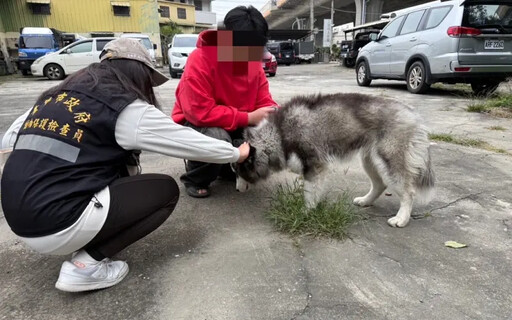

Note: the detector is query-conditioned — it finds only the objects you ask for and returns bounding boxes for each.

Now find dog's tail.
[409,125,435,204]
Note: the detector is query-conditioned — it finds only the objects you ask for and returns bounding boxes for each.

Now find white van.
[120,33,157,66]
[168,34,199,78]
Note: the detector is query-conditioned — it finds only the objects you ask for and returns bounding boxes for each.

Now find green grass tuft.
[429,133,509,155]
[487,126,506,131]
[265,179,362,240]
[468,94,512,118]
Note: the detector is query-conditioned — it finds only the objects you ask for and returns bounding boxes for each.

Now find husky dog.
[233,93,435,228]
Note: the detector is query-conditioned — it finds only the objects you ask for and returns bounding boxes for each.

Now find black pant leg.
[179,123,233,189]
[83,174,179,260]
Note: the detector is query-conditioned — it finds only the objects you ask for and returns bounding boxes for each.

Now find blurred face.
[217,30,265,62]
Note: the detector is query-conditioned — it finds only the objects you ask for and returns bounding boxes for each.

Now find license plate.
[286,55,290,58]
[485,40,504,50]
[341,53,347,58]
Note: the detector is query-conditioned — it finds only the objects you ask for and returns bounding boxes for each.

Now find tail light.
[279,53,282,58]
[447,26,481,37]
[454,67,471,72]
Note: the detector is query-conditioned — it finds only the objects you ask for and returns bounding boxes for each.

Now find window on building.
[194,0,203,11]
[180,0,186,3]
[177,8,187,19]
[160,6,170,18]
[113,5,130,17]
[29,3,51,15]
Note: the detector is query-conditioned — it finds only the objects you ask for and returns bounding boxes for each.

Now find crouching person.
[0,38,249,292]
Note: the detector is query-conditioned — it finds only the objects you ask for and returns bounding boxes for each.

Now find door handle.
[410,38,417,42]
[386,43,392,47]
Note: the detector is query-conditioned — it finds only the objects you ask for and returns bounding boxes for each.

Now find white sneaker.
[55,258,129,292]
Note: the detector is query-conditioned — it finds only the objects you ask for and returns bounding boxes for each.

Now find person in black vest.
[0,38,249,292]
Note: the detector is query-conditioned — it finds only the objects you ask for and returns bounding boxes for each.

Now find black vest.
[1,66,138,237]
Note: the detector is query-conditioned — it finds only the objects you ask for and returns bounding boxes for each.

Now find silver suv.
[356,0,512,94]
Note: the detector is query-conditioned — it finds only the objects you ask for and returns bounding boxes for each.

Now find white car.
[168,34,199,78]
[120,33,157,66]
[31,37,116,80]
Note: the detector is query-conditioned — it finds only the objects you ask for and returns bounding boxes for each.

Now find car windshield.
[173,37,197,47]
[20,36,53,49]
[280,43,293,50]
[140,38,152,50]
[463,4,512,32]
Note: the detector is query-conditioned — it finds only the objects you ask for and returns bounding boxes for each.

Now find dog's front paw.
[387,215,409,228]
[353,196,372,207]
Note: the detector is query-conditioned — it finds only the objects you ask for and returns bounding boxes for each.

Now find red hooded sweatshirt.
[172,30,278,131]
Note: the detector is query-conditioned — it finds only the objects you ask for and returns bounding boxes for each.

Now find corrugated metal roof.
[111,1,130,7]
[26,0,51,4]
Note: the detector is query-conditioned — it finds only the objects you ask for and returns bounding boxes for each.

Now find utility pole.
[310,0,314,42]
[330,0,334,52]
[361,0,367,25]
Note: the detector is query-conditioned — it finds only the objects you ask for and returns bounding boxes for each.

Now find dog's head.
[232,128,272,192]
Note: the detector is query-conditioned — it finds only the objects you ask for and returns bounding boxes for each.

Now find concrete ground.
[0,63,511,320]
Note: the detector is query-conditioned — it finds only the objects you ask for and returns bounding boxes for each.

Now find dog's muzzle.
[236,176,250,192]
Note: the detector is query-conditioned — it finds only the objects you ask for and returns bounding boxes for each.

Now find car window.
[380,16,405,39]
[173,37,198,47]
[96,39,112,51]
[425,6,452,30]
[400,10,426,35]
[463,4,512,31]
[68,41,92,53]
[280,43,293,50]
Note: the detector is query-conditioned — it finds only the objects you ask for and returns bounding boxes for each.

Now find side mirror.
[168,43,172,48]
[369,33,379,41]
[66,48,72,54]
[153,43,157,50]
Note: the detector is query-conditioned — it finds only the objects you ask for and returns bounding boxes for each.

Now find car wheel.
[170,71,178,79]
[406,61,430,94]
[344,58,355,68]
[471,81,500,96]
[268,72,276,77]
[21,70,30,76]
[356,61,372,86]
[44,64,64,80]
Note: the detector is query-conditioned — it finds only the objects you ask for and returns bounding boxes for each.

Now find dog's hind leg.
[303,165,326,209]
[354,154,387,207]
[387,187,414,227]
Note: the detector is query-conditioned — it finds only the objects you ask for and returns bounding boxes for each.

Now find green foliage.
[265,179,362,239]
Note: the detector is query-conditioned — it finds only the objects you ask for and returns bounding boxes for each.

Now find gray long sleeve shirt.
[2,99,241,163]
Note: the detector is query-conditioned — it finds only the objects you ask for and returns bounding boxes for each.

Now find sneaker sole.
[55,264,129,292]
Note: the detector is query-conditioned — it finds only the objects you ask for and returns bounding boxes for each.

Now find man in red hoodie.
[172,6,278,198]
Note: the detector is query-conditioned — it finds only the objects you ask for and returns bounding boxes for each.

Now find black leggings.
[83,174,179,260]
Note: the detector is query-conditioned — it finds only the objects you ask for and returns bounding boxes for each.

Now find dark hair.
[38,59,160,109]
[224,6,269,40]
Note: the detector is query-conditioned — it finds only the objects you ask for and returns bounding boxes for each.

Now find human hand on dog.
[237,142,250,163]
[248,106,277,126]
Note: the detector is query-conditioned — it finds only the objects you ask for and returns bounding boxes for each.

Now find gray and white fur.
[234,93,435,227]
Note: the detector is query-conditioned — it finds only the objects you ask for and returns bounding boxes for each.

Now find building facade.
[158,0,216,34]
[0,0,162,71]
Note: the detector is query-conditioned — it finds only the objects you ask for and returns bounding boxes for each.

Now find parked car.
[262,48,277,77]
[31,37,116,80]
[168,34,199,79]
[120,33,157,66]
[356,0,512,94]
[267,41,295,66]
[340,29,384,68]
